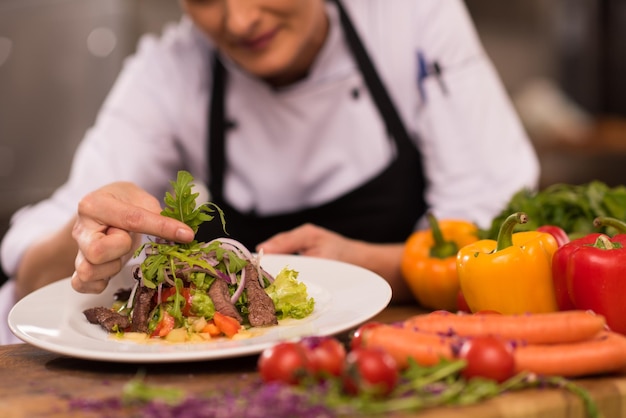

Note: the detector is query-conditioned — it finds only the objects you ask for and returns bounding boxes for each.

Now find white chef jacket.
[0,0,538,344]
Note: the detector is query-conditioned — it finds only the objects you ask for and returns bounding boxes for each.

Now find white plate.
[8,254,391,363]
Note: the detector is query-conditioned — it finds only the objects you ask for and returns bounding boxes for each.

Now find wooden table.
[2,305,626,418]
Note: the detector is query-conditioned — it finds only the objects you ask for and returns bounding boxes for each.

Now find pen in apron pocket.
[417,51,448,103]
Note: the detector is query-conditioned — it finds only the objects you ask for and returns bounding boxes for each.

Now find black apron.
[197,0,427,249]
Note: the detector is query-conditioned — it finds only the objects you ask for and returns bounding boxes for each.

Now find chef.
[0,0,538,344]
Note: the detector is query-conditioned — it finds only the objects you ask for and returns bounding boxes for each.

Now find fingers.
[78,186,194,243]
[71,250,122,294]
[70,181,194,294]
[73,221,133,264]
[257,223,332,256]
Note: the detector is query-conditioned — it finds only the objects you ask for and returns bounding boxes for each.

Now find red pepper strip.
[552,232,626,335]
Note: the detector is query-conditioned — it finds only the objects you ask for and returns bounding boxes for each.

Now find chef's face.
[180,0,329,86]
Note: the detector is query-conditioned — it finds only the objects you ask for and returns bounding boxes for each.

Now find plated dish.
[8,254,392,363]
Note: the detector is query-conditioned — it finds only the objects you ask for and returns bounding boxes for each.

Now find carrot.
[364,324,626,378]
[513,331,626,377]
[404,310,606,344]
[363,324,456,369]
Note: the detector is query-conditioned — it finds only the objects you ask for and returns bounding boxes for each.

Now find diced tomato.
[201,321,222,337]
[159,287,194,316]
[213,312,241,338]
[151,311,175,338]
[158,287,176,302]
[180,289,194,316]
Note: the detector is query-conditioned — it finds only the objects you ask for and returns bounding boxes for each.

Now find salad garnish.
[83,171,314,341]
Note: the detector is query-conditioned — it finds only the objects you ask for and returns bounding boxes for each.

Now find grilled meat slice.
[130,286,156,333]
[208,278,243,323]
[244,264,277,327]
[83,307,130,332]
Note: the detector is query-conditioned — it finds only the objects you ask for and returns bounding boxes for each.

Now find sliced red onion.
[126,281,140,310]
[156,283,163,306]
[209,237,253,261]
[220,256,237,285]
[230,267,246,304]
[163,273,175,287]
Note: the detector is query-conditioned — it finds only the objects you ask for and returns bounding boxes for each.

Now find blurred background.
[1,0,626,284]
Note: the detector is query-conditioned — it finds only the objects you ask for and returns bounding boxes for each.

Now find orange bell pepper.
[401,213,478,311]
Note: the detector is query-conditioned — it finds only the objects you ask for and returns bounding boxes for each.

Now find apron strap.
[329,0,414,151]
[208,56,227,202]
[208,0,422,201]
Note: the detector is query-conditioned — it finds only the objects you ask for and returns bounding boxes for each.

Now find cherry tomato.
[258,342,313,385]
[344,348,398,396]
[299,336,346,377]
[458,336,515,383]
[350,322,382,350]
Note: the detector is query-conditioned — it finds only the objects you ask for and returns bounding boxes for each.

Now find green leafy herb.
[134,171,226,289]
[265,268,315,319]
[161,170,226,235]
[117,359,600,418]
[481,181,626,240]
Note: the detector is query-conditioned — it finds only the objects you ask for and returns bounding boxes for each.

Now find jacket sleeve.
[0,18,209,277]
[410,0,540,228]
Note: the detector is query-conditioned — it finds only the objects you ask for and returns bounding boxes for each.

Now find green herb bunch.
[119,359,600,418]
[161,170,226,236]
[481,181,626,240]
[134,170,228,291]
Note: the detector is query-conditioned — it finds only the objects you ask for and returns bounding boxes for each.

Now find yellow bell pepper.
[401,213,478,311]
[456,212,559,314]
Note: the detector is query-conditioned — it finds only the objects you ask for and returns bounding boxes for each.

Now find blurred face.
[181,0,329,86]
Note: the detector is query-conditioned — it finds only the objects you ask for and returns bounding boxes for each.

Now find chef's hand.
[257,223,414,302]
[71,182,194,294]
[257,223,354,260]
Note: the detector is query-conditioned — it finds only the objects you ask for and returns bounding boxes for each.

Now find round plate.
[8,254,391,363]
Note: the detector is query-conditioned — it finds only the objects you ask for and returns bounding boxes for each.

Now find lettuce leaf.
[265,268,314,320]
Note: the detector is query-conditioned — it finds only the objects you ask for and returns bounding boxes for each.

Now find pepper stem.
[593,234,622,250]
[427,212,458,259]
[495,212,528,252]
[593,216,626,234]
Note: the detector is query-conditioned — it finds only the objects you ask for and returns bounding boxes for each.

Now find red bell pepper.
[537,225,570,247]
[552,217,626,335]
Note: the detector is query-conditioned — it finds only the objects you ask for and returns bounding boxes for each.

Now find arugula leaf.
[160,170,226,235]
[136,171,228,288]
